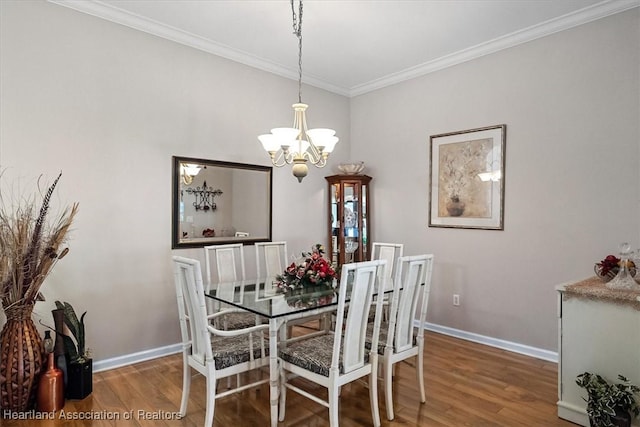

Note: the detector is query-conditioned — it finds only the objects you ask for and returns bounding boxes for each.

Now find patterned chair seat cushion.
[364,322,417,355]
[210,333,269,370]
[278,334,370,377]
[216,311,259,330]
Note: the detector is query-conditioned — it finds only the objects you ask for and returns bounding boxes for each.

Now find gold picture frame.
[428,124,506,230]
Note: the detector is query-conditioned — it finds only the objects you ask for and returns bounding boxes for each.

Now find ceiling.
[50,0,637,97]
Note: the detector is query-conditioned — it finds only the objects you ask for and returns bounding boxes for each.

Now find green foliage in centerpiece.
[275,244,337,293]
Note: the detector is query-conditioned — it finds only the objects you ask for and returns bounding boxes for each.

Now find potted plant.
[576,372,640,427]
[54,300,92,399]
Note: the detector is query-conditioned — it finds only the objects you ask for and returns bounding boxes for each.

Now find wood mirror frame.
[172,156,272,249]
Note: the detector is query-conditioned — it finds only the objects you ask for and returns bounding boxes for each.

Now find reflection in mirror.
[172,156,272,249]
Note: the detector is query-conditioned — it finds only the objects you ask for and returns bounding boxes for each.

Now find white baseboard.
[92,323,558,373]
[557,401,588,426]
[93,343,182,373]
[422,321,558,363]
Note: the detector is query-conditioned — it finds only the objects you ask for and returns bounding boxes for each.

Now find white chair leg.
[278,366,287,421]
[205,373,216,427]
[417,349,426,403]
[179,355,191,415]
[369,362,381,427]
[384,359,394,421]
[328,382,340,427]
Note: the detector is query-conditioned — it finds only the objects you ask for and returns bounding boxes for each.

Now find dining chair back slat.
[204,243,255,330]
[371,242,403,289]
[205,243,246,284]
[391,255,430,353]
[255,241,287,280]
[174,256,211,365]
[340,262,379,373]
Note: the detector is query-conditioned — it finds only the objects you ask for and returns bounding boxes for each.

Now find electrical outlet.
[453,294,460,306]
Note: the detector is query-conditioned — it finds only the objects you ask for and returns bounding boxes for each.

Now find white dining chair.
[204,243,256,330]
[278,259,387,427]
[366,254,434,421]
[172,256,270,426]
[371,242,404,291]
[255,241,288,284]
[370,242,404,321]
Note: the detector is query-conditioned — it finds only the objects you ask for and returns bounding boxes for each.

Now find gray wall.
[0,0,638,363]
[351,9,639,351]
[0,0,349,361]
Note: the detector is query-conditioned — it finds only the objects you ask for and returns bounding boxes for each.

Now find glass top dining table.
[205,278,343,427]
[206,278,341,318]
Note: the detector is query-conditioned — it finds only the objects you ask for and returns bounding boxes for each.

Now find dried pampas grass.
[0,171,78,310]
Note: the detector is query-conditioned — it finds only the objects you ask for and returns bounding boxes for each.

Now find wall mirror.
[172,156,272,249]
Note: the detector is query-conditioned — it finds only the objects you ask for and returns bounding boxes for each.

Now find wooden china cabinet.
[325,174,372,270]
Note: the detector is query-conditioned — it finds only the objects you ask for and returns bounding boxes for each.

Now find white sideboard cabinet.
[556,277,640,426]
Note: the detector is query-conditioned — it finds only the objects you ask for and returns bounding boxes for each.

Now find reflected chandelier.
[181,163,201,185]
[258,0,339,183]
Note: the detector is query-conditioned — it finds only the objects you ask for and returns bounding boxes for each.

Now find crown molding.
[349,0,640,96]
[48,0,351,96]
[49,0,638,98]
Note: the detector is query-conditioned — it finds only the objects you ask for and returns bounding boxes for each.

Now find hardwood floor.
[2,331,578,426]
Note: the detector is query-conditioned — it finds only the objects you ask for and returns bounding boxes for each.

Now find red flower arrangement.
[597,255,621,276]
[275,244,337,292]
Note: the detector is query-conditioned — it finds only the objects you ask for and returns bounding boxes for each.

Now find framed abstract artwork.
[428,124,506,230]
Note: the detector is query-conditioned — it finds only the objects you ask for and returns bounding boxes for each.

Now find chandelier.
[180,163,201,185]
[258,0,339,183]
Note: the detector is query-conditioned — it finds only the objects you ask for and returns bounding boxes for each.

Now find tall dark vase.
[51,309,68,388]
[0,304,44,412]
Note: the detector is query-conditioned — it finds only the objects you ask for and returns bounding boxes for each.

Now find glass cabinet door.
[326,174,371,270]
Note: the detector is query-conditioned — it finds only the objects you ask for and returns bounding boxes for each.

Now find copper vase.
[36,352,64,412]
[0,304,45,412]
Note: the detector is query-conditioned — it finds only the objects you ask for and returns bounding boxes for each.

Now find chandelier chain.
[291,0,303,103]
